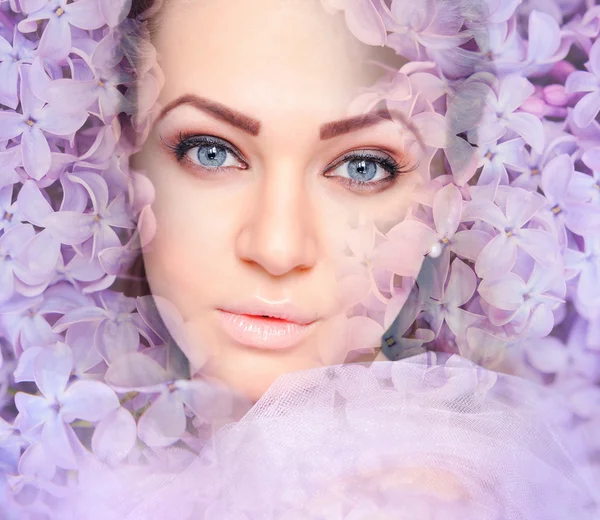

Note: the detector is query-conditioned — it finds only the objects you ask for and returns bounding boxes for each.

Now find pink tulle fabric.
[58,352,597,520]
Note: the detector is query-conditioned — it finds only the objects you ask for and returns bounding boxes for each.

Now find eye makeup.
[160,131,418,194]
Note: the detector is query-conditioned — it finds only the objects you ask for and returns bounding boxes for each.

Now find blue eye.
[347,158,378,182]
[197,144,228,168]
[168,134,247,171]
[164,134,417,193]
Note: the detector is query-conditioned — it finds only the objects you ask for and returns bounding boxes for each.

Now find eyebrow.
[157,94,421,142]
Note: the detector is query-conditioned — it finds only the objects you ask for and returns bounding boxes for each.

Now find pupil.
[348,159,377,182]
[198,145,227,168]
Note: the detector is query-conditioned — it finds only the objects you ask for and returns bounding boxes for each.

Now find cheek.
[141,175,241,318]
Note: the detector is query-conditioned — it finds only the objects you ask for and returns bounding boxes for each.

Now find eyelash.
[162,132,418,193]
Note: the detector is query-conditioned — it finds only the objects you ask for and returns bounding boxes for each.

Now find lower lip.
[217,310,316,350]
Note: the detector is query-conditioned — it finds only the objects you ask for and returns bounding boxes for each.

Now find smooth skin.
[135,0,427,403]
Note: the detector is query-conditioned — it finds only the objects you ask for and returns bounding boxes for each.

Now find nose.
[235,163,318,277]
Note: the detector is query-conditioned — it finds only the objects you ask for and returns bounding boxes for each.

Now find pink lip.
[216,309,318,350]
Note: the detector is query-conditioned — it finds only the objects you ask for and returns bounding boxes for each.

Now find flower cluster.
[329,0,600,499]
[0,0,599,517]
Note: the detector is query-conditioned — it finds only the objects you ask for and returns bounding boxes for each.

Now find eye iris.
[197,144,227,167]
[348,159,377,182]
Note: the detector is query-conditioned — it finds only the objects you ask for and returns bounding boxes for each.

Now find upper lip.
[219,299,319,325]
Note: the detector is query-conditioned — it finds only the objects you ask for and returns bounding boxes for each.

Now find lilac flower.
[44,171,135,255]
[422,258,483,337]
[322,0,387,46]
[566,38,600,128]
[106,351,235,448]
[462,186,558,278]
[91,406,136,465]
[0,184,24,232]
[510,124,578,191]
[0,416,23,476]
[97,0,132,28]
[482,18,526,74]
[14,342,119,470]
[565,234,600,316]
[478,259,565,337]
[476,137,528,186]
[0,224,58,303]
[18,0,106,60]
[480,0,522,24]
[383,0,476,77]
[0,145,21,188]
[0,65,88,180]
[0,283,89,356]
[0,295,60,355]
[468,75,545,154]
[522,10,571,76]
[53,291,142,365]
[570,147,600,205]
[540,154,600,237]
[0,28,37,110]
[427,183,493,261]
[41,34,134,123]
[0,0,599,514]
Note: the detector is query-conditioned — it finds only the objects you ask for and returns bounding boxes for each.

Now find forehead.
[153,0,385,119]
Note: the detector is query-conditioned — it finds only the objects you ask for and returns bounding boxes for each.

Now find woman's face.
[136,0,424,401]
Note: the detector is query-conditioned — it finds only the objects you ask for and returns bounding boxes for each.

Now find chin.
[200,341,324,403]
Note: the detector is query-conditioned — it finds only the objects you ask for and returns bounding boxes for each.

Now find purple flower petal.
[505,188,545,229]
[103,193,135,229]
[343,0,387,46]
[433,183,462,238]
[541,154,573,204]
[527,10,561,64]
[67,0,106,30]
[68,172,109,213]
[60,380,119,423]
[137,390,186,448]
[445,258,476,307]
[0,61,19,110]
[563,201,600,236]
[499,75,535,114]
[16,229,60,281]
[16,180,54,227]
[516,228,558,266]
[38,104,88,137]
[41,414,77,470]
[462,198,507,230]
[525,303,555,338]
[44,211,96,246]
[445,308,481,338]
[451,229,491,261]
[475,233,517,278]
[21,126,51,180]
[34,343,73,401]
[566,71,599,94]
[18,441,55,480]
[37,18,71,60]
[95,319,140,363]
[91,407,137,465]
[98,0,132,27]
[572,91,600,128]
[588,37,600,77]
[478,273,525,310]
[20,0,47,13]
[504,112,545,154]
[14,392,53,434]
[0,111,24,140]
[105,352,168,391]
[14,346,43,383]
